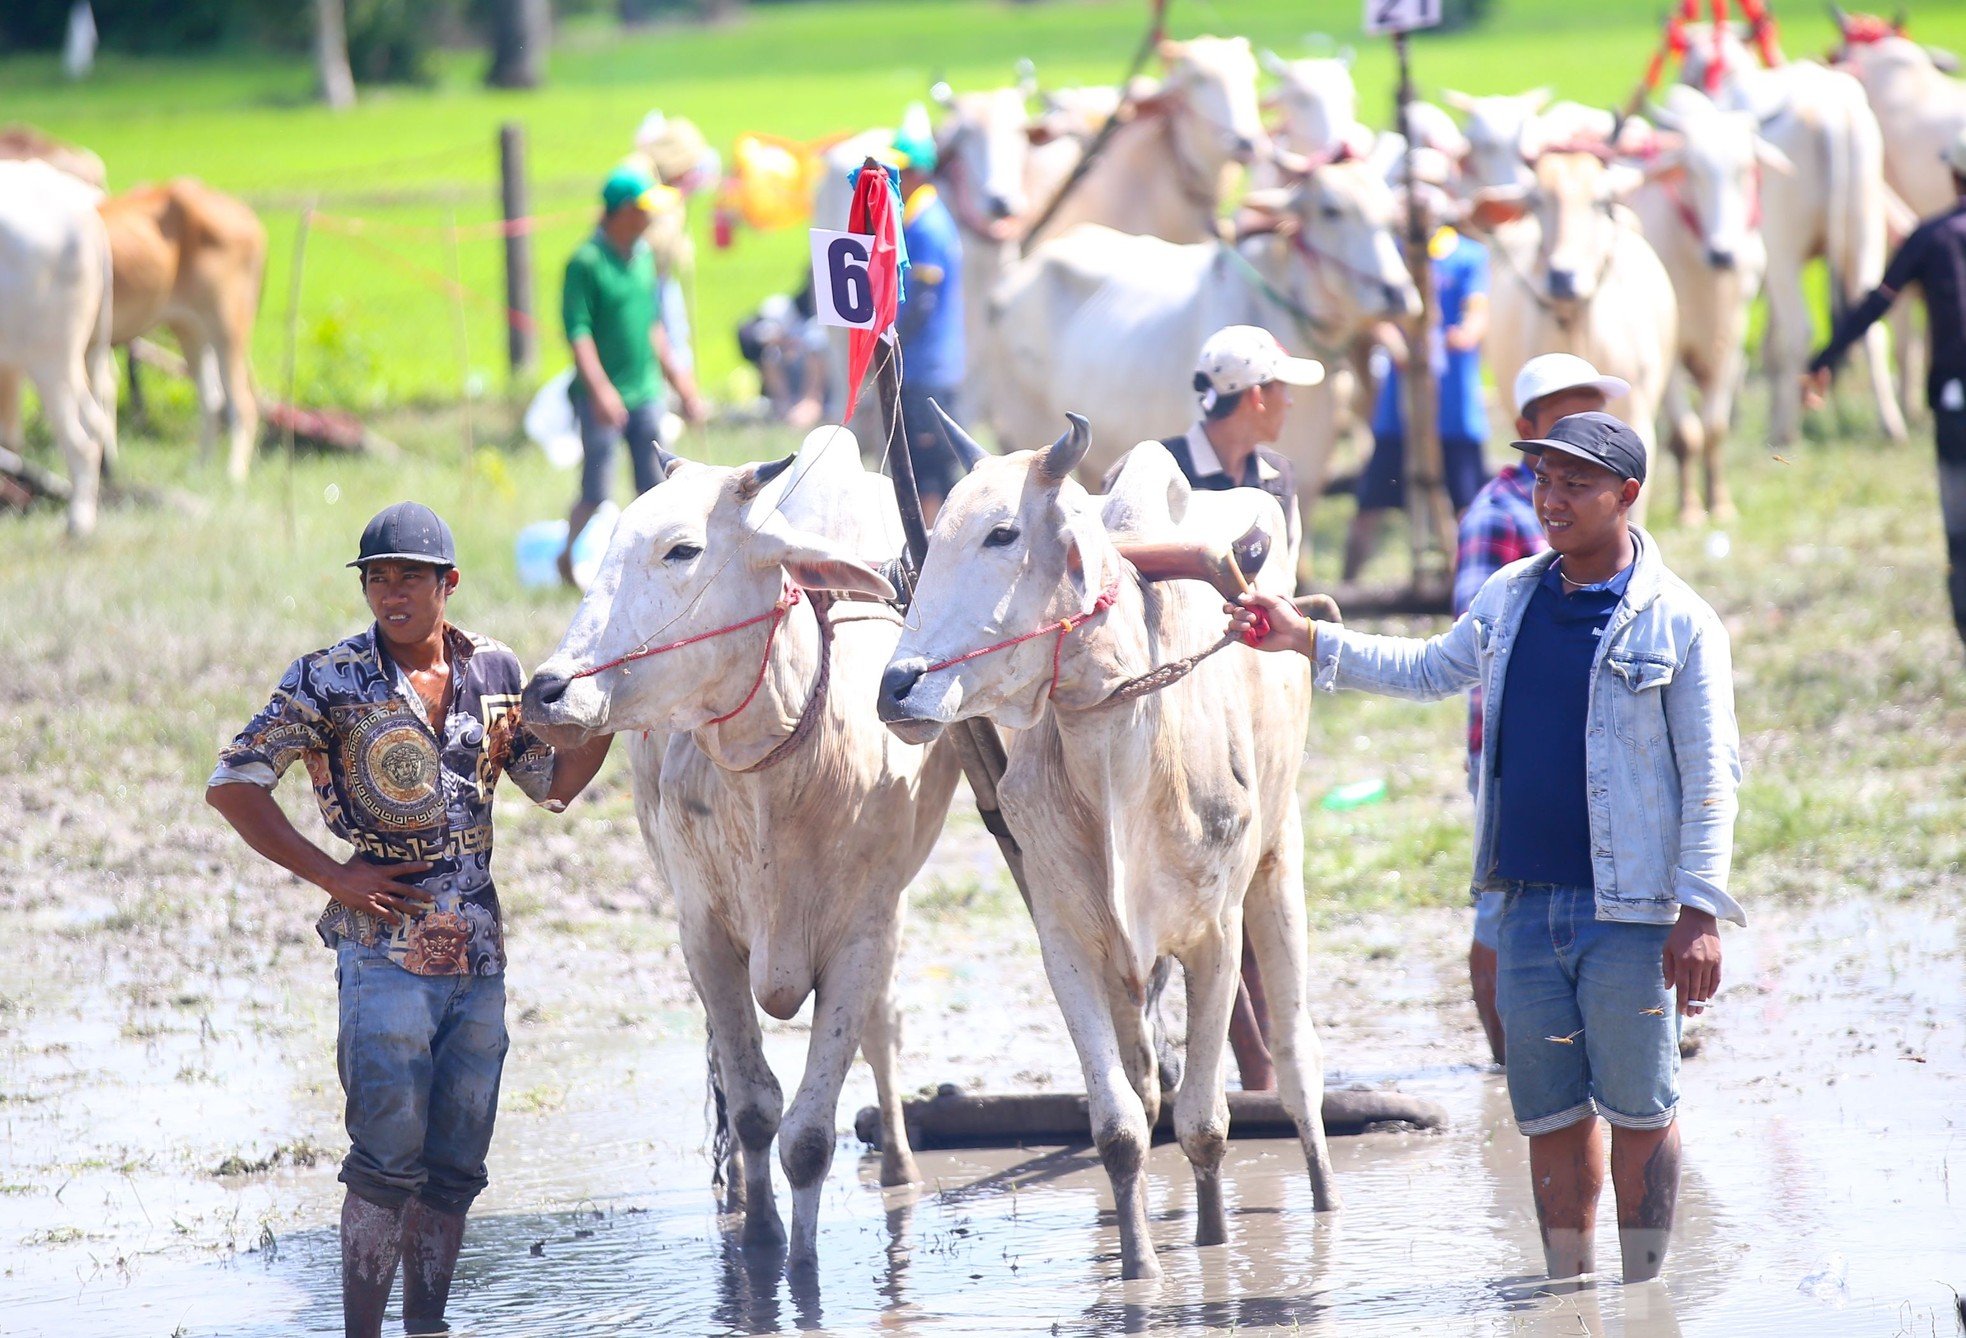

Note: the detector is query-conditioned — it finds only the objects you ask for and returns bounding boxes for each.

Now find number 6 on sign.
[811,228,877,329]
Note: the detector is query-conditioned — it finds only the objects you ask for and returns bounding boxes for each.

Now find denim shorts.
[336,941,509,1212]
[1471,889,1504,950]
[1495,883,1678,1135]
[576,395,665,506]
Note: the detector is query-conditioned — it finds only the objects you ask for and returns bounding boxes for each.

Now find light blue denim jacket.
[1313,526,1744,926]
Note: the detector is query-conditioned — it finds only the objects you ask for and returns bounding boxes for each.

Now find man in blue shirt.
[1344,225,1492,580]
[892,110,967,518]
[1455,354,1627,1066]
[1231,412,1741,1286]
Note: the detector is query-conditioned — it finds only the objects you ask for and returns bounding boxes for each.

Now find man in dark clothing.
[1809,127,1966,648]
[206,503,613,1338]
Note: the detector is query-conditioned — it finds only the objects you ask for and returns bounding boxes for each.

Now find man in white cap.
[1453,353,1627,1065]
[1153,323,1323,1090]
[1809,125,1966,651]
[1160,324,1326,558]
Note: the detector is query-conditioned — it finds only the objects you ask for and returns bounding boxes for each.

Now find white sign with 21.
[1362,0,1443,36]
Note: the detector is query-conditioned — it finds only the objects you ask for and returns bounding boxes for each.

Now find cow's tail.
[705,1026,731,1192]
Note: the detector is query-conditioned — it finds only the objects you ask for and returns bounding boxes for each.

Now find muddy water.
[5,894,1962,1336]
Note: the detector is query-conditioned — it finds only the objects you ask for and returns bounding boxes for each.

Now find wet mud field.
[4,804,1962,1337]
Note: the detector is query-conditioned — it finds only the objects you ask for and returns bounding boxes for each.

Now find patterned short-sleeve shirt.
[211,623,556,976]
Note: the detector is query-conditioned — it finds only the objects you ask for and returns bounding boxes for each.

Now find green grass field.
[10,0,1966,412]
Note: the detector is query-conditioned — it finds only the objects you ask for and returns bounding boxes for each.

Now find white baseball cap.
[1943,125,1966,176]
[1196,326,1326,400]
[1511,353,1630,415]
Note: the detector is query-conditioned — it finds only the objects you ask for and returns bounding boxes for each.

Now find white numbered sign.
[1363,0,1442,35]
[810,228,878,330]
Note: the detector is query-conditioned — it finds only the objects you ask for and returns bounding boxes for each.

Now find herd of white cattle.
[838,17,1965,531]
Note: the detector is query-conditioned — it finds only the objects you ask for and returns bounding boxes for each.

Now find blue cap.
[1512,411,1647,484]
[349,501,456,569]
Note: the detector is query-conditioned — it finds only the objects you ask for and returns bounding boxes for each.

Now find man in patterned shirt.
[1454,354,1625,1065]
[206,502,611,1338]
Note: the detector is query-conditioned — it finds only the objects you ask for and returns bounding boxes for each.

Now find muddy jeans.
[1935,406,1966,649]
[336,941,508,1213]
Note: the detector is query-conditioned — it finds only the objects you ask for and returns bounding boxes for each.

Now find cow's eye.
[1320,202,1342,220]
[664,542,702,562]
[984,524,1020,548]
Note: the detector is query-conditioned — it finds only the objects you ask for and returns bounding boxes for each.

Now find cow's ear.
[748,520,895,599]
[1056,503,1112,615]
[1442,88,1477,114]
[1466,187,1530,232]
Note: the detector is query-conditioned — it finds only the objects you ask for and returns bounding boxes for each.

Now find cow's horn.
[1828,3,1852,33]
[1892,6,1908,33]
[928,398,989,472]
[1038,413,1092,482]
[652,445,685,482]
[735,452,795,500]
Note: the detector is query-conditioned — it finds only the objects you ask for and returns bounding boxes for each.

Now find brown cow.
[101,180,266,482]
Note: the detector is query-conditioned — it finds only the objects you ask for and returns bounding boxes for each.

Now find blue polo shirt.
[895,184,964,387]
[1491,558,1633,886]
[1371,228,1490,444]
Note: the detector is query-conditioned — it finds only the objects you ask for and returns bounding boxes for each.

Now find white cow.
[1681,25,1906,444]
[1468,148,1678,520]
[1447,89,1615,196]
[990,157,1418,547]
[1831,19,1966,411]
[0,159,114,537]
[1027,36,1269,247]
[877,419,1339,1280]
[1830,21,1966,217]
[1627,86,1791,522]
[520,430,960,1269]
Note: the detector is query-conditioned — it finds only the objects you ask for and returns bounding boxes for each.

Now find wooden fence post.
[498,122,535,381]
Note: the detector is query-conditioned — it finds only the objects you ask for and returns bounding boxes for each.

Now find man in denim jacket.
[1233,412,1741,1284]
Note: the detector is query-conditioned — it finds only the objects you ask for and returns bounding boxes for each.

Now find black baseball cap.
[348,501,456,569]
[1511,410,1647,484]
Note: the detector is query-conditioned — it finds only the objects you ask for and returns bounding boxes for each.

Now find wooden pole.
[1393,29,1456,598]
[281,204,314,544]
[498,122,535,380]
[860,173,1034,910]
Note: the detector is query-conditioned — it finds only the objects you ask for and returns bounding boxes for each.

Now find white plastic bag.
[524,370,583,471]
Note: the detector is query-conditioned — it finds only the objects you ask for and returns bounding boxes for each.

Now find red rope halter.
[570,580,803,728]
[917,575,1121,700]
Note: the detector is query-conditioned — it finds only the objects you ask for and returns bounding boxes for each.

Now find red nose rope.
[914,571,1272,707]
[572,581,802,727]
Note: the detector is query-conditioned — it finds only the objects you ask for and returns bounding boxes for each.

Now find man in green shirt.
[559,166,705,586]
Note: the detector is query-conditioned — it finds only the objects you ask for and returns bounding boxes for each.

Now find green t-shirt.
[562,231,662,411]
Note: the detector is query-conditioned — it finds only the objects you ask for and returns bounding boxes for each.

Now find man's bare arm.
[206,783,431,924]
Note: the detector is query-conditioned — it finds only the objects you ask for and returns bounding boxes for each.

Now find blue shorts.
[576,395,665,506]
[1472,889,1503,950]
[1496,884,1679,1136]
[336,941,509,1212]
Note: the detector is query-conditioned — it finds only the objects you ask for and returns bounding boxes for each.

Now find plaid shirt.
[1453,461,1545,773]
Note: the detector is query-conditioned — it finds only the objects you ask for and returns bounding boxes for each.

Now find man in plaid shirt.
[1455,354,1627,1065]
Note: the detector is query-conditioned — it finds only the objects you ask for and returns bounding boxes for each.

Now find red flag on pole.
[844,163,903,414]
